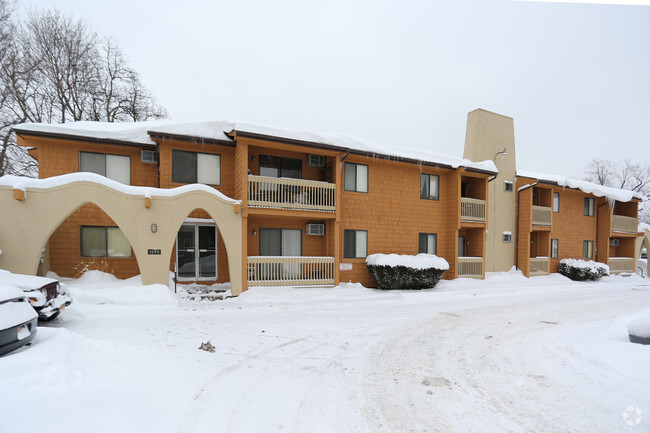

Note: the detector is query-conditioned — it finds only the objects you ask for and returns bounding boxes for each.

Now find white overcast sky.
[18,0,650,178]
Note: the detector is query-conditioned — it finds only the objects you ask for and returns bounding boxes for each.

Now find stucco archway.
[0,174,244,295]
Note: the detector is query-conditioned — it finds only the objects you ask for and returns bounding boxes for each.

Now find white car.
[0,284,38,356]
[0,270,72,321]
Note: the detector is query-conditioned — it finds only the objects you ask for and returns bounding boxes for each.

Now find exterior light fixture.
[151,223,157,233]
[495,148,508,158]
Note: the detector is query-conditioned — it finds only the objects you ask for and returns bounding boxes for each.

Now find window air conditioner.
[141,150,159,163]
[609,239,620,247]
[307,154,325,167]
[306,223,325,236]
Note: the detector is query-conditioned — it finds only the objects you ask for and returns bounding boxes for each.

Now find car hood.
[0,270,59,292]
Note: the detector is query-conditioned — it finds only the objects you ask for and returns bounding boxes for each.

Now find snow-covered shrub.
[366,253,449,290]
[628,316,650,345]
[558,259,609,281]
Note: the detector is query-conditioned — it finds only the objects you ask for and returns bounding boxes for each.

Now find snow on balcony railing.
[532,206,552,226]
[460,198,486,223]
[611,215,637,234]
[248,175,336,212]
[458,257,483,278]
[529,257,549,275]
[247,256,335,286]
[608,257,635,274]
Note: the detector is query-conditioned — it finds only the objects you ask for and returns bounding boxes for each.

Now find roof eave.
[13,128,157,150]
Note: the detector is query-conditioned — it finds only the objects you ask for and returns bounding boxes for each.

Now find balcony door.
[259,155,301,179]
[177,224,217,281]
[259,228,301,280]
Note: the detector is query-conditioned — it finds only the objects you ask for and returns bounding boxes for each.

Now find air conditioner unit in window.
[307,154,325,167]
[609,238,620,247]
[141,150,159,164]
[306,223,325,236]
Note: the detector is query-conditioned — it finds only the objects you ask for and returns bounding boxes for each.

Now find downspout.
[595,200,610,262]
[515,182,538,270]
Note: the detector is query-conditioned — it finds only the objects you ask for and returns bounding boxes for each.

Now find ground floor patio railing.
[248,256,335,286]
[530,257,549,276]
[608,257,635,274]
[458,257,483,278]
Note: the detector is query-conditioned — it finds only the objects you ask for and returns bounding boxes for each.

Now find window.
[503,232,512,243]
[420,173,439,200]
[418,233,437,255]
[344,163,368,192]
[259,155,302,179]
[583,240,594,259]
[344,230,368,258]
[81,226,131,258]
[553,192,560,213]
[259,228,302,256]
[551,238,559,259]
[172,150,221,185]
[79,152,130,184]
[504,181,513,192]
[584,197,594,216]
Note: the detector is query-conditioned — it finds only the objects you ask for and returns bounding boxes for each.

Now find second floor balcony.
[611,215,637,234]
[460,197,486,223]
[532,205,552,226]
[248,175,336,212]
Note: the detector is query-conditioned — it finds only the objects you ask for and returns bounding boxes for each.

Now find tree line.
[0,0,167,177]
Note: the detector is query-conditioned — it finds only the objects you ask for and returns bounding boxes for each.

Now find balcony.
[608,257,635,274]
[529,257,549,276]
[247,256,335,286]
[611,215,637,234]
[458,257,483,278]
[532,206,552,226]
[460,198,486,223]
[248,175,336,212]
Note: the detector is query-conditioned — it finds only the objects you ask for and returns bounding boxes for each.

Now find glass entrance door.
[177,224,217,281]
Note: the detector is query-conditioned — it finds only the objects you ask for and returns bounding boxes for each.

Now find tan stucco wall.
[463,109,517,272]
[0,180,245,295]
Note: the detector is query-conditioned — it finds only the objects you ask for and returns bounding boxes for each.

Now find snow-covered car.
[0,284,38,356]
[0,270,71,321]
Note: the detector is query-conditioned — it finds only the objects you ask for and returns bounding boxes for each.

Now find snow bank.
[628,316,650,338]
[0,173,239,203]
[517,169,642,203]
[366,253,450,270]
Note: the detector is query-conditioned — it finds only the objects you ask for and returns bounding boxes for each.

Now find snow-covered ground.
[1,270,649,433]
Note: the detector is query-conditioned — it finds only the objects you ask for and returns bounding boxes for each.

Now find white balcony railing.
[608,257,635,274]
[532,206,552,226]
[248,175,336,212]
[529,257,549,275]
[458,257,483,278]
[611,215,637,234]
[248,256,335,286]
[460,198,486,223]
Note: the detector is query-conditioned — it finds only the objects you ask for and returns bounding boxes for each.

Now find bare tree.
[584,158,650,224]
[0,2,167,177]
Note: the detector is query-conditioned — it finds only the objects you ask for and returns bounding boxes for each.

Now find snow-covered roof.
[14,120,497,174]
[517,169,644,203]
[0,173,239,203]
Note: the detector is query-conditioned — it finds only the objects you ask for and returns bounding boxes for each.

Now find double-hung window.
[344,230,368,258]
[344,163,368,192]
[79,152,131,184]
[172,150,221,185]
[583,240,594,259]
[551,238,559,259]
[584,197,594,216]
[418,233,437,255]
[420,174,439,200]
[553,192,560,213]
[81,226,131,258]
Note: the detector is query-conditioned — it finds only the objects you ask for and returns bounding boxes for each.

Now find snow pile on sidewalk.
[50,270,177,307]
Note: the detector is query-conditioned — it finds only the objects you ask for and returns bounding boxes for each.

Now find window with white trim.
[344,163,368,192]
[172,150,221,185]
[344,229,368,258]
[504,181,513,192]
[79,152,131,185]
[503,232,512,243]
[81,226,131,258]
[551,238,559,259]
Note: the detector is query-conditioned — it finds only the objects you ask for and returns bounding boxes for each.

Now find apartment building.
[4,109,641,292]
[11,120,495,290]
